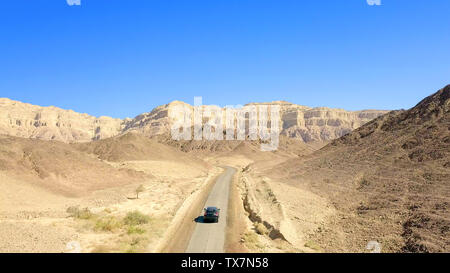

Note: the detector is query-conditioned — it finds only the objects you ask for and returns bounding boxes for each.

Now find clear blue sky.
[0,0,449,118]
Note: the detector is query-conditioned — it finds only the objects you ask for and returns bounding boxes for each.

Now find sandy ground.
[231,162,335,253]
[0,136,337,253]
[0,160,213,253]
[198,141,332,253]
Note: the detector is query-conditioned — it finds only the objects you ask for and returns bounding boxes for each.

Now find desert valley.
[0,85,448,253]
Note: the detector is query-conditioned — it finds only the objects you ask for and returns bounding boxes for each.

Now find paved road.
[185,166,237,253]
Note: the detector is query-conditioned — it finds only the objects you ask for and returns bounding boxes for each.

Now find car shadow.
[194,216,215,224]
[194,216,204,223]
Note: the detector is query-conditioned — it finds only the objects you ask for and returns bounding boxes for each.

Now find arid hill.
[0,135,146,197]
[154,132,324,165]
[0,132,213,253]
[266,85,449,252]
[0,132,211,197]
[73,132,210,170]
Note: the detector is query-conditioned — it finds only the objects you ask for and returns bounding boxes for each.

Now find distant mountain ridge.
[0,98,127,143]
[0,97,388,143]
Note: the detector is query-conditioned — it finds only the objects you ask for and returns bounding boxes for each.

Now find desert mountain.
[0,97,387,143]
[0,87,446,253]
[0,135,147,197]
[0,132,210,198]
[267,85,449,252]
[0,130,212,253]
[0,98,128,143]
[126,101,388,143]
[73,132,210,169]
[247,101,387,141]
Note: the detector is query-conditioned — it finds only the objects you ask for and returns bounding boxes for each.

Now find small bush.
[304,240,321,251]
[122,235,149,253]
[255,223,269,235]
[127,226,146,235]
[123,211,150,226]
[243,232,258,244]
[66,206,78,216]
[67,206,93,220]
[130,236,144,246]
[95,216,123,232]
[242,232,264,250]
[358,177,370,189]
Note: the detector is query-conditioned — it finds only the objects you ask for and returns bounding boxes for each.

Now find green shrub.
[242,232,264,250]
[255,223,269,235]
[304,240,321,251]
[67,206,93,220]
[95,216,123,232]
[123,211,150,226]
[122,235,149,253]
[127,226,146,235]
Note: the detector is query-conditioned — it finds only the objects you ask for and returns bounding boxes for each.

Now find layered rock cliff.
[126,101,388,142]
[0,98,127,143]
[0,98,388,143]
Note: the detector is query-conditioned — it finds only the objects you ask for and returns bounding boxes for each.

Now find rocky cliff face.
[271,102,388,142]
[0,98,127,143]
[126,101,388,142]
[0,98,388,143]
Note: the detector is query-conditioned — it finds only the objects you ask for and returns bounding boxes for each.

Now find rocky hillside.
[270,85,449,252]
[0,97,387,143]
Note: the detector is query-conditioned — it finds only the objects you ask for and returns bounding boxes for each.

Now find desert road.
[185,166,237,253]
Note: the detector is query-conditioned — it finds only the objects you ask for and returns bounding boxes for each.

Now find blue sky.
[0,0,449,118]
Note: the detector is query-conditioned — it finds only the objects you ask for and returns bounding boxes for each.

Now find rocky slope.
[266,85,450,252]
[0,97,387,143]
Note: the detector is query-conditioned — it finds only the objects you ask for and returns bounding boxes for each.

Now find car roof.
[206,206,218,210]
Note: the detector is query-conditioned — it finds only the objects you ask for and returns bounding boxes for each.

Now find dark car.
[203,207,220,223]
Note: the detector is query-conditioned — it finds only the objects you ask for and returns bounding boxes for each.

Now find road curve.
[185,166,237,253]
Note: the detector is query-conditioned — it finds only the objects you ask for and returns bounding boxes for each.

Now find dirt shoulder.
[225,167,248,253]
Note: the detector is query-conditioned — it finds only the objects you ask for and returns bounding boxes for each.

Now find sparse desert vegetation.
[68,208,163,253]
[135,185,145,199]
[0,86,448,253]
[242,232,264,251]
[0,133,212,252]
